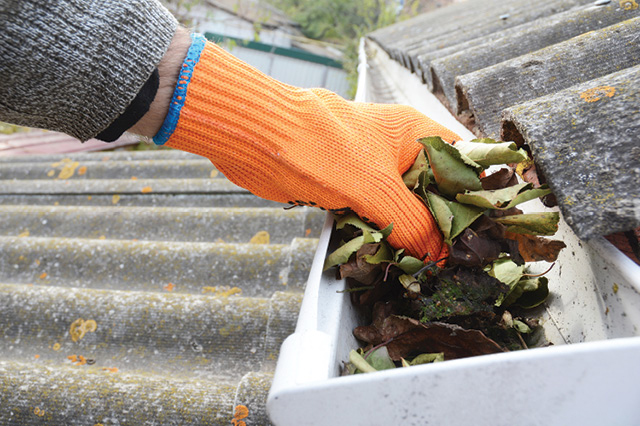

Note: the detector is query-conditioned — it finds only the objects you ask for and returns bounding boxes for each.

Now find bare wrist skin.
[128,27,191,138]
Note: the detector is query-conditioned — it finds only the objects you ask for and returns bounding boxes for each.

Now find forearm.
[0,0,178,141]
[128,27,191,138]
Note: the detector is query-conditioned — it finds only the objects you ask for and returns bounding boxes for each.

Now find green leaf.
[366,346,396,371]
[399,274,421,293]
[419,136,483,198]
[454,139,529,167]
[494,212,560,236]
[403,150,429,189]
[324,229,381,270]
[425,192,453,243]
[336,214,377,233]
[413,170,433,203]
[490,258,525,306]
[409,352,445,365]
[397,256,424,275]
[425,193,486,244]
[512,319,532,334]
[362,242,393,264]
[349,350,377,373]
[379,223,394,239]
[511,277,550,309]
[456,183,552,210]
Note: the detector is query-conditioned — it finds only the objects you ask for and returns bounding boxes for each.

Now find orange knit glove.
[154,34,460,261]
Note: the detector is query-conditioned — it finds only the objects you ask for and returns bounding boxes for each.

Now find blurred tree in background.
[159,0,423,97]
[268,0,418,96]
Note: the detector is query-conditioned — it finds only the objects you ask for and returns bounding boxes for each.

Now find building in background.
[174,0,350,97]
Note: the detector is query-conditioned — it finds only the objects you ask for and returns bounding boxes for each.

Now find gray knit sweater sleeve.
[0,0,178,141]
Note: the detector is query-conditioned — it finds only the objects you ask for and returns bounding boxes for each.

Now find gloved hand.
[155,34,460,262]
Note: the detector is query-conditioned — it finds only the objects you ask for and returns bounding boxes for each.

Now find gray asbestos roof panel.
[404,0,594,78]
[367,0,640,239]
[0,149,322,424]
[431,2,640,110]
[501,65,640,239]
[456,17,640,138]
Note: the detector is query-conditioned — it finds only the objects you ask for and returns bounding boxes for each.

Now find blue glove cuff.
[152,33,207,146]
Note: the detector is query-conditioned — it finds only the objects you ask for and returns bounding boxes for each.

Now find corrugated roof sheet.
[368,0,640,240]
[0,149,323,424]
[0,130,138,156]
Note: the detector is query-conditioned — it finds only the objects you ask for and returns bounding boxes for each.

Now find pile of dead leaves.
[324,137,566,375]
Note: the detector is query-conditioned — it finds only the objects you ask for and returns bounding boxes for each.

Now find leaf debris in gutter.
[326,137,566,375]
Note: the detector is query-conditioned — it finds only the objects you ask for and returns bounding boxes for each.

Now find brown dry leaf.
[481,167,519,190]
[339,243,382,283]
[354,313,504,361]
[505,231,566,262]
[448,228,501,267]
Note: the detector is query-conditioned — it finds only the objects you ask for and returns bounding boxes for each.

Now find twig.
[364,337,395,360]
[516,331,528,350]
[412,257,448,278]
[522,262,555,278]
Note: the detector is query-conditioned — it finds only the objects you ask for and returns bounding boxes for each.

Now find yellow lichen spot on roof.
[52,343,61,351]
[249,230,270,244]
[87,195,92,201]
[39,272,47,279]
[67,354,89,366]
[84,319,97,333]
[33,407,45,417]
[47,170,55,177]
[613,283,619,294]
[58,161,80,179]
[69,318,98,342]
[164,282,175,292]
[219,287,242,298]
[620,0,638,10]
[232,404,249,426]
[219,323,243,337]
[112,194,121,204]
[18,229,30,238]
[99,235,106,240]
[34,354,40,359]
[580,86,615,103]
[305,228,312,237]
[77,165,87,176]
[210,169,219,178]
[141,186,153,193]
[102,367,119,373]
[202,286,218,294]
[131,176,138,180]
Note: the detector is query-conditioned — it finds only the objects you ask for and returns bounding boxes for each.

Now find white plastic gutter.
[267,37,640,426]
